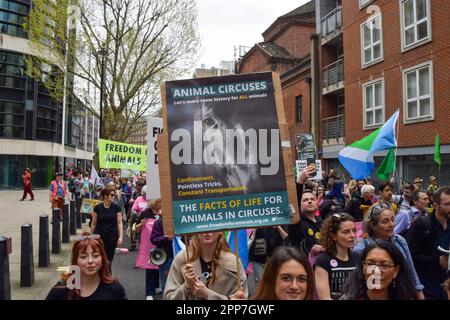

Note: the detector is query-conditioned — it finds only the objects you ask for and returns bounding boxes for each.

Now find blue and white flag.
[172,235,186,257]
[338,110,399,179]
[227,229,249,270]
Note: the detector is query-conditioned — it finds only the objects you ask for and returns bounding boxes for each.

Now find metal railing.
[322,114,344,140]
[321,6,342,38]
[323,58,344,90]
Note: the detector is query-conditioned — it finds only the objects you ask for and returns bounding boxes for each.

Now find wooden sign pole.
[272,72,300,224]
[184,235,190,262]
[233,230,242,290]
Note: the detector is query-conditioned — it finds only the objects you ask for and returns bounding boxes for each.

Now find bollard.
[38,215,50,267]
[81,202,87,224]
[69,199,76,235]
[62,203,70,243]
[75,196,82,229]
[52,209,61,254]
[0,236,11,300]
[20,224,34,287]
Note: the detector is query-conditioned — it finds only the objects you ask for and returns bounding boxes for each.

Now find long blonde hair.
[187,232,231,287]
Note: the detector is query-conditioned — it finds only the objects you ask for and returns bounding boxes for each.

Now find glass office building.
[0,0,98,189]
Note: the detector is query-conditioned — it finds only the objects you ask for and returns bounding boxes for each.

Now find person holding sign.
[163,232,248,300]
[288,165,324,257]
[90,187,124,270]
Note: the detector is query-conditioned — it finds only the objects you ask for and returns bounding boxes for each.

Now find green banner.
[98,139,147,171]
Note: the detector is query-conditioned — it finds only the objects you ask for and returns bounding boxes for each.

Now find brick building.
[338,0,450,184]
[236,1,316,162]
[237,0,449,185]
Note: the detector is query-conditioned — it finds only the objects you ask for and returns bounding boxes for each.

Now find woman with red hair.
[252,246,314,300]
[46,232,127,300]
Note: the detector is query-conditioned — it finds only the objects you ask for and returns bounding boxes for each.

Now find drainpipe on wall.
[310,33,320,157]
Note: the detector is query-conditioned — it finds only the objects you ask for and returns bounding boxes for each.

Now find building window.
[360,0,375,9]
[403,61,433,123]
[295,95,302,122]
[363,79,384,128]
[401,0,431,51]
[361,14,383,67]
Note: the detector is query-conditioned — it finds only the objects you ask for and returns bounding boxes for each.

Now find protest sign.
[147,117,164,199]
[80,198,101,214]
[159,72,298,235]
[98,139,147,171]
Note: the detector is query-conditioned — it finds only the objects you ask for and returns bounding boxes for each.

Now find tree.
[25,0,199,142]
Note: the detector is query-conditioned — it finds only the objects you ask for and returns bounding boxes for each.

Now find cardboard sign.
[80,198,102,214]
[159,72,298,235]
[147,117,164,200]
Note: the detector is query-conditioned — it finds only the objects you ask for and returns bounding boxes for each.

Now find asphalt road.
[112,234,163,300]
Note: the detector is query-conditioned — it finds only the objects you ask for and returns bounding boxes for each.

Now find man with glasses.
[407,187,450,300]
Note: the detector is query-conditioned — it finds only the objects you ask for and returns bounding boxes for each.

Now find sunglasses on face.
[74,234,100,242]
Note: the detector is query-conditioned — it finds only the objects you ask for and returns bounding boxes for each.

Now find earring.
[392,279,396,288]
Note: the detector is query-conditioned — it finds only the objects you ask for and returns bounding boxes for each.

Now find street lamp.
[98,44,107,139]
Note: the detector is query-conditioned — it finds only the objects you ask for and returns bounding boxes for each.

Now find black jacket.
[344,196,372,222]
[249,227,286,264]
[319,195,345,220]
[407,214,450,300]
[288,182,322,255]
[287,214,322,255]
[150,218,174,259]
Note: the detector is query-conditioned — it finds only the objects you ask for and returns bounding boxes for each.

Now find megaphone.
[149,248,167,266]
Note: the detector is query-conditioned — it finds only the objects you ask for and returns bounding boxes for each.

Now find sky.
[196,0,311,69]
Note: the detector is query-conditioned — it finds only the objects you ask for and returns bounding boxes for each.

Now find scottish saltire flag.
[227,230,249,270]
[172,235,186,257]
[339,110,399,179]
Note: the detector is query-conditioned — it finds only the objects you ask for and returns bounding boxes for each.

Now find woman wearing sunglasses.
[90,187,124,268]
[46,232,127,300]
[353,203,425,299]
[314,212,359,300]
[341,240,416,300]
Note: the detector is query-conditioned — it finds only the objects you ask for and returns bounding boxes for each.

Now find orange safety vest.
[51,180,66,200]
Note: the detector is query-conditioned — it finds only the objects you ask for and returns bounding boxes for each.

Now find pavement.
[0,189,159,300]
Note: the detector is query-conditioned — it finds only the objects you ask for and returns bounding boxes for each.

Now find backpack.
[403,214,431,239]
[68,178,75,192]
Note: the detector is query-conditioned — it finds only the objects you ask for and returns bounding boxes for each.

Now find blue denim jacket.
[353,234,424,291]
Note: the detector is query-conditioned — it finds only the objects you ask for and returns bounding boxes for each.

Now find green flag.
[434,133,441,169]
[376,149,395,182]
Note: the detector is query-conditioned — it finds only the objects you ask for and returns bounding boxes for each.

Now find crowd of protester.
[45,166,449,301]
